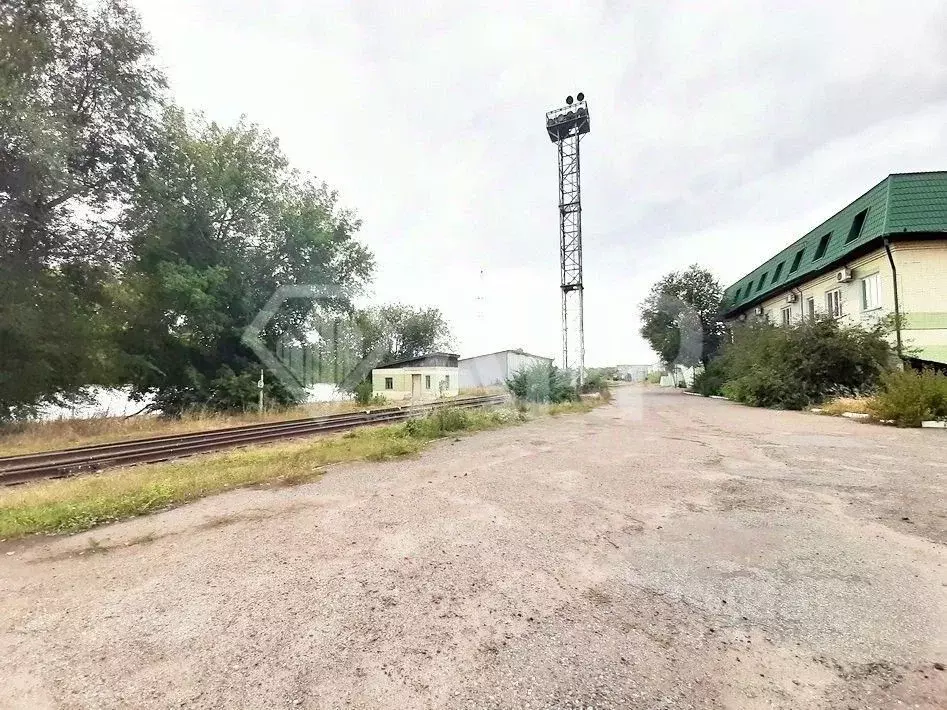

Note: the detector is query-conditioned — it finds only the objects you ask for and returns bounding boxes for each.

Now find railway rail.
[0,394,508,486]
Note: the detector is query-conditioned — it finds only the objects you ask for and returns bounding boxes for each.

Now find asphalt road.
[1,386,945,709]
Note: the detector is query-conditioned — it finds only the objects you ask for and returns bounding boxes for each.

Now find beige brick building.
[723,173,947,366]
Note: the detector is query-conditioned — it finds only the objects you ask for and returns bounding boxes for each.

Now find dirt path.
[1,387,945,709]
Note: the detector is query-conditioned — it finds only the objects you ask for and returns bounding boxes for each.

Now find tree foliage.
[0,0,164,418]
[0,0,445,419]
[354,304,452,365]
[115,111,374,414]
[1,0,164,266]
[639,265,725,368]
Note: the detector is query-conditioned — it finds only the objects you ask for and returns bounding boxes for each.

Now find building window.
[826,289,842,318]
[861,273,882,311]
[444,375,449,389]
[813,232,832,260]
[806,297,815,320]
[772,261,784,283]
[789,249,805,273]
[846,209,868,244]
[781,306,791,326]
[425,375,431,389]
[384,377,393,390]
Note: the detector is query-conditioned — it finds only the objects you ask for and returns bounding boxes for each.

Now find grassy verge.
[0,402,595,540]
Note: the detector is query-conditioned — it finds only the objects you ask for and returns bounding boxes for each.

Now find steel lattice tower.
[546,94,590,384]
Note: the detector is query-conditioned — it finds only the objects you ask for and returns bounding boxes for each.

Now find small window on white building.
[384,377,393,390]
[826,289,843,318]
[806,297,815,320]
[781,306,791,326]
[861,273,881,311]
[425,375,431,389]
[444,375,449,389]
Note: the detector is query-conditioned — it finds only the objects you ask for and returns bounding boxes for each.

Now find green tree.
[639,265,725,368]
[354,304,453,365]
[116,110,374,414]
[0,0,164,419]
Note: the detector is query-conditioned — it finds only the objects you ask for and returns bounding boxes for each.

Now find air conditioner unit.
[754,306,765,316]
[836,267,853,283]
[786,293,799,303]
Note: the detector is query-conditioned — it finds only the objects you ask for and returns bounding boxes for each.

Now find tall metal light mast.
[545,93,590,385]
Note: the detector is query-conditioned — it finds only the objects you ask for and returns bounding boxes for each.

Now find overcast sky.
[135,0,947,366]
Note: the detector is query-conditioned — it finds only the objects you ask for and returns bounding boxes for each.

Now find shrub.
[690,361,727,397]
[580,370,612,399]
[506,362,577,404]
[353,380,374,405]
[701,316,893,409]
[868,368,947,427]
[646,371,663,385]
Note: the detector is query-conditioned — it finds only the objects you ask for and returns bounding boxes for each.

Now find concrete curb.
[921,420,947,428]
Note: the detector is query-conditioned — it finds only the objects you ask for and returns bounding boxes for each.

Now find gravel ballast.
[1,386,945,709]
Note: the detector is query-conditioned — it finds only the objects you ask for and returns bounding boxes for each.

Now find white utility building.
[458,349,553,390]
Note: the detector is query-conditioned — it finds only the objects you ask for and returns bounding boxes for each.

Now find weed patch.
[868,369,947,427]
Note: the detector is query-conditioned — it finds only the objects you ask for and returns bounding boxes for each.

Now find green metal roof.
[723,172,947,315]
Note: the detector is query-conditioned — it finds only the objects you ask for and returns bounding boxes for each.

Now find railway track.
[0,394,508,486]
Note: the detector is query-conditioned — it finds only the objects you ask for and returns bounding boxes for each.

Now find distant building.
[616,364,659,382]
[371,352,459,402]
[459,349,553,389]
[723,172,947,368]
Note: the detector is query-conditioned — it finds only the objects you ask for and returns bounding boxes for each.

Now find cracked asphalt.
[1,386,945,709]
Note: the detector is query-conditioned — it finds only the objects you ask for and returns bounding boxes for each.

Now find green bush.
[404,407,470,438]
[699,316,893,409]
[353,380,374,405]
[869,368,947,427]
[646,371,663,385]
[690,361,727,397]
[506,362,577,404]
[580,370,609,395]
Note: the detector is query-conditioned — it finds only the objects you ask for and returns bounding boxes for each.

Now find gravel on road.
[1,386,945,709]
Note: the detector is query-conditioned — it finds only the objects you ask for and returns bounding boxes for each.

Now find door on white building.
[411,373,422,399]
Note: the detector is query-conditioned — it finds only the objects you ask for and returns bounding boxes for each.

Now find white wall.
[459,351,554,389]
[459,352,508,389]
